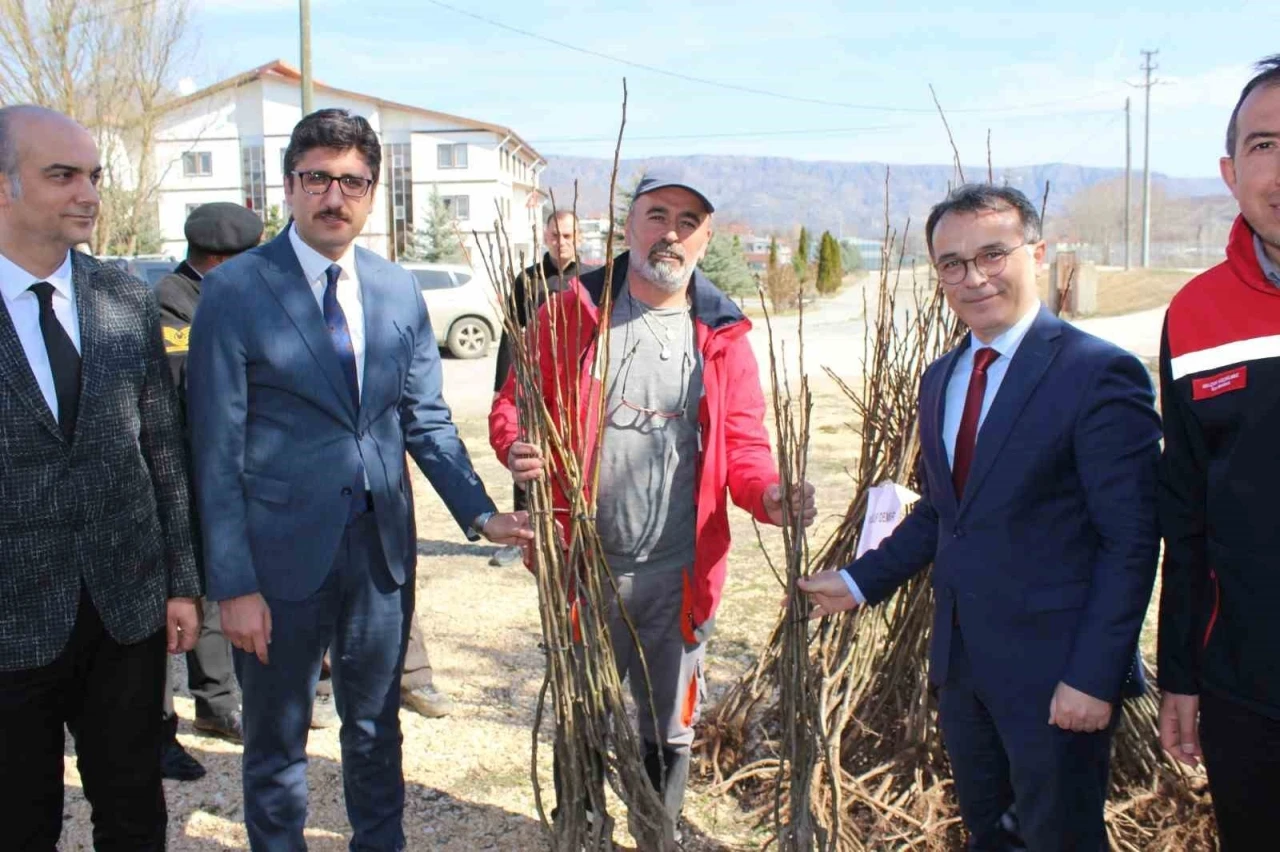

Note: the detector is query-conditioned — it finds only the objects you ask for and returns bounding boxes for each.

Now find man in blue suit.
[187,109,530,851]
[798,185,1160,851]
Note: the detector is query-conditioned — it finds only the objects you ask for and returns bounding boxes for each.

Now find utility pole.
[300,0,314,114]
[1124,97,1132,270]
[1139,49,1158,268]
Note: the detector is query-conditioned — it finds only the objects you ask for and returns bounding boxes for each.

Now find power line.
[531,124,909,144]
[424,0,1126,116]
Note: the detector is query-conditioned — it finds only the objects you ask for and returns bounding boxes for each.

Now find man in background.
[488,208,583,567]
[155,201,262,780]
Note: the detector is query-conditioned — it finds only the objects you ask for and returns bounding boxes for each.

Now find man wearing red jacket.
[1157,54,1280,850]
[489,172,815,837]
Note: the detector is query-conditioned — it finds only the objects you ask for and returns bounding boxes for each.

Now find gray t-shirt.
[595,288,704,575]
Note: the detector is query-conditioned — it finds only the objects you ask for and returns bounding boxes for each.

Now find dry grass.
[1037,267,1197,317]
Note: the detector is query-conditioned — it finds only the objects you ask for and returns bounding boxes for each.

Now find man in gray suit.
[0,105,201,849]
[187,108,530,851]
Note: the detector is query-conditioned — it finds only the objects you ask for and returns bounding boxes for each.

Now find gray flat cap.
[184,202,264,254]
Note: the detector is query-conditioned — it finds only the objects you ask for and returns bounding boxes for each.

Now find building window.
[386,142,413,259]
[437,143,468,169]
[241,145,266,213]
[442,195,470,220]
[182,151,213,177]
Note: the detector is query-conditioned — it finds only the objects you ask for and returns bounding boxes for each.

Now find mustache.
[315,207,350,221]
[648,241,685,263]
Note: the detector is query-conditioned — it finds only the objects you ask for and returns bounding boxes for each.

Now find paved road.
[440,285,1168,419]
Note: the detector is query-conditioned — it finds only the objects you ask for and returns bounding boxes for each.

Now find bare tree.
[0,0,192,254]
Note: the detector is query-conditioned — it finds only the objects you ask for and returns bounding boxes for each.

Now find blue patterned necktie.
[323,264,366,516]
[323,264,360,409]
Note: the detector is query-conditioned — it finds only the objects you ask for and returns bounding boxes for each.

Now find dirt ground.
[59,289,1172,849]
[59,347,864,851]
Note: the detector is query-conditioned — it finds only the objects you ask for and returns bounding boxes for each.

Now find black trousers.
[162,596,238,729]
[1200,690,1280,851]
[0,587,168,851]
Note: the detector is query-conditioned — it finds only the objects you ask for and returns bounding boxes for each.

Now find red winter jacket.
[1157,215,1280,719]
[488,252,780,635]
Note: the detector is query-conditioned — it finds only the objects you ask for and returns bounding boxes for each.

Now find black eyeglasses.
[935,243,1027,285]
[290,170,374,198]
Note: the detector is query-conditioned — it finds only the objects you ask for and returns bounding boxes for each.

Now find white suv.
[401,262,501,359]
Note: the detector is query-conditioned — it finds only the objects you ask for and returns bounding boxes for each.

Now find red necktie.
[952,347,1000,498]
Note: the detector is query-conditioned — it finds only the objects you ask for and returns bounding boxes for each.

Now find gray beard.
[632,251,694,294]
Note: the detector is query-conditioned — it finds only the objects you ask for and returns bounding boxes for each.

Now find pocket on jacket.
[1023,580,1091,613]
[242,472,291,505]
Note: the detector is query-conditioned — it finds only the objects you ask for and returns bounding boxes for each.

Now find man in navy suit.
[798,185,1160,851]
[187,109,530,851]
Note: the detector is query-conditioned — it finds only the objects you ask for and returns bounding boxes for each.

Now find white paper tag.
[855,481,921,559]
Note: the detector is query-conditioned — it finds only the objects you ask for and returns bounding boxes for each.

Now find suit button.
[341,487,353,496]
[953,527,965,538]
[357,430,365,440]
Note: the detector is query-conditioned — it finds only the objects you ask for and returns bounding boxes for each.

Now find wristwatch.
[468,511,495,540]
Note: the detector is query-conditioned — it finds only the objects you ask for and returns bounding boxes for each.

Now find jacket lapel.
[0,289,62,441]
[257,232,357,423]
[356,250,389,429]
[928,343,965,516]
[72,254,108,449]
[957,306,1062,515]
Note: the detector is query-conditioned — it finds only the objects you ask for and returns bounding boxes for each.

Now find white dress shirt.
[288,222,366,395]
[842,302,1042,603]
[288,224,369,489]
[0,250,81,421]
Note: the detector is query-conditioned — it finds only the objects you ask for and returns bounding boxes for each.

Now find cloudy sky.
[190,0,1270,177]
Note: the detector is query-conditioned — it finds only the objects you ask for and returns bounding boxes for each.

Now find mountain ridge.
[541,154,1226,239]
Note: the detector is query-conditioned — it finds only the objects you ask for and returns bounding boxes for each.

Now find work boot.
[193,710,243,742]
[160,740,207,781]
[401,685,454,718]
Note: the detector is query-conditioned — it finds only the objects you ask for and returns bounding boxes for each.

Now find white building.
[150,60,546,265]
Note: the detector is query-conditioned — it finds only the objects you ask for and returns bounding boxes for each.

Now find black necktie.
[29,282,81,439]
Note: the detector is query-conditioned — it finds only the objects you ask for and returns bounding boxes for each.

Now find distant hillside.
[541,154,1226,241]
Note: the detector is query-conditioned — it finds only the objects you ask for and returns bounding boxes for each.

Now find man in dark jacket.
[488,208,584,566]
[156,201,263,780]
[0,104,200,852]
[1157,55,1280,850]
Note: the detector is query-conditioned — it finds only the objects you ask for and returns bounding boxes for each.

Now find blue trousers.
[235,511,411,852]
[937,630,1115,852]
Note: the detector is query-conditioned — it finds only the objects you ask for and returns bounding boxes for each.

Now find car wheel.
[446,316,492,359]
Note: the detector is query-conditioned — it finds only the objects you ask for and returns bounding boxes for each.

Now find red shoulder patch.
[1192,366,1248,400]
